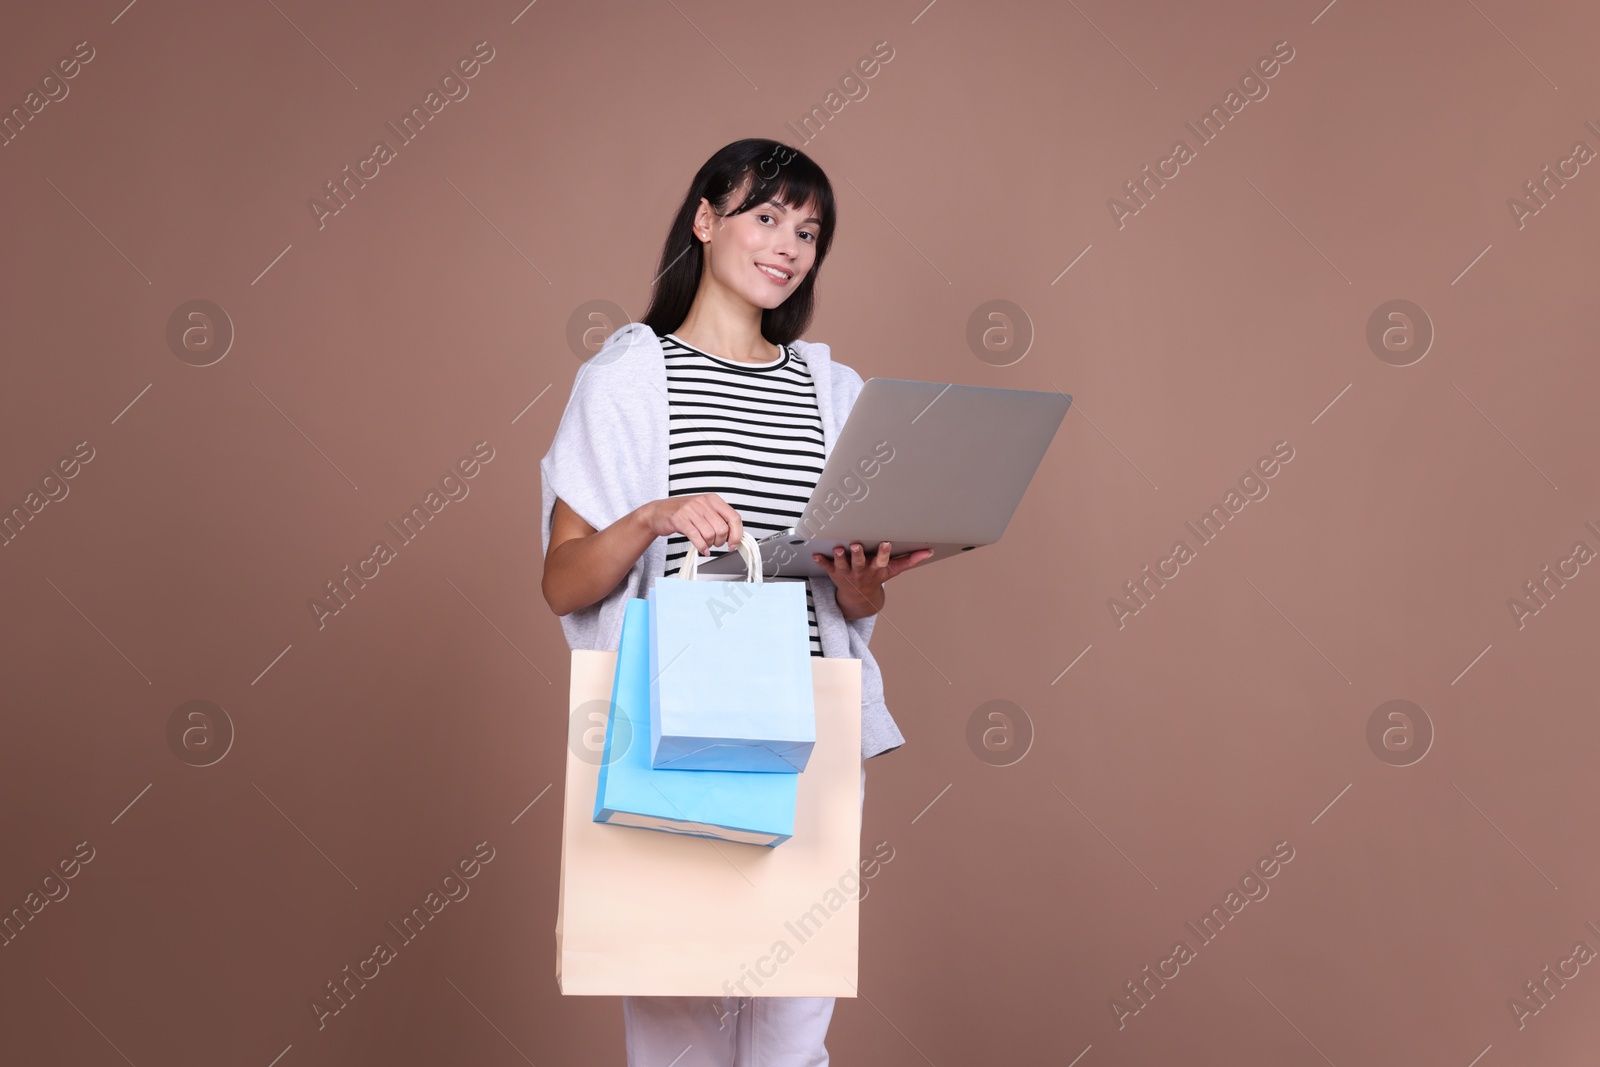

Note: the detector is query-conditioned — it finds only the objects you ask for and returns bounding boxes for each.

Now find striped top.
[658,329,826,656]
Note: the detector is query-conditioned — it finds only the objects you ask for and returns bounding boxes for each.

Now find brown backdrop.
[4,0,1599,1064]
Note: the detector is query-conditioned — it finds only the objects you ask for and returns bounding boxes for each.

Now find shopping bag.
[648,532,817,773]
[595,598,797,845]
[556,631,863,996]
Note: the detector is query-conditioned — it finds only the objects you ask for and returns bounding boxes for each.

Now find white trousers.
[622,766,866,1067]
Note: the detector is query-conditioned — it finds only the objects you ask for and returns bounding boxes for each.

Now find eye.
[759,214,818,243]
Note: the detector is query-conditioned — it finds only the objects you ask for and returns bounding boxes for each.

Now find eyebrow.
[765,200,822,226]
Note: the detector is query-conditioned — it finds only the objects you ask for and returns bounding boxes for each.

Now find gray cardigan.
[538,322,907,761]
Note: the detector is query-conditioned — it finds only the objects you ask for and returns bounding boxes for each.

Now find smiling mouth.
[755,263,792,283]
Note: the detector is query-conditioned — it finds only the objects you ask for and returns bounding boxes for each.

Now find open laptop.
[695,377,1072,580]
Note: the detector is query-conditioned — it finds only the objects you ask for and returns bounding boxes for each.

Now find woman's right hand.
[639,493,745,557]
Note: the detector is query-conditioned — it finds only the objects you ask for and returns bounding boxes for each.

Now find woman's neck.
[671,308,777,364]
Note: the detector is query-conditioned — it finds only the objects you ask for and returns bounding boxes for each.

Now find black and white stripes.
[658,330,826,656]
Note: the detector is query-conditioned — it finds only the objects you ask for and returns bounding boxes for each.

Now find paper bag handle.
[674,531,765,583]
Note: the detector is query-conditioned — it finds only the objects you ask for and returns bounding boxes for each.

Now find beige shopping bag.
[556,649,862,997]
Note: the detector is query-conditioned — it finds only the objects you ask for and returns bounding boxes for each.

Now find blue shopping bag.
[647,533,817,773]
[594,598,797,846]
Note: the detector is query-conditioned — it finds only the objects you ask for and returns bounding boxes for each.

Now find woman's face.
[695,191,821,309]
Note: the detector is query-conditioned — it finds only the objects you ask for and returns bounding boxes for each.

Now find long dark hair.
[642,138,837,346]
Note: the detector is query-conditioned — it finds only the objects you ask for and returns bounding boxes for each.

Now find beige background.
[3,0,1599,1064]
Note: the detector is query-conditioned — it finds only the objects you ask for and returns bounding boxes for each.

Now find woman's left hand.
[814,541,935,618]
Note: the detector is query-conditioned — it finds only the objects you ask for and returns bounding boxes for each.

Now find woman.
[539,137,932,1065]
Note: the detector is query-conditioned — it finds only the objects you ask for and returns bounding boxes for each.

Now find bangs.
[724,160,833,237]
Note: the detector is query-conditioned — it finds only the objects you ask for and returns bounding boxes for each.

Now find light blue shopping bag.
[647,533,817,773]
[594,598,797,846]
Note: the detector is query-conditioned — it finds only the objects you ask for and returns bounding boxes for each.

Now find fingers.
[681,508,719,556]
[885,548,935,579]
[812,546,847,577]
[833,543,879,574]
[708,493,743,546]
[824,543,887,568]
[666,496,751,558]
[810,542,931,579]
[684,520,708,556]
[708,507,736,548]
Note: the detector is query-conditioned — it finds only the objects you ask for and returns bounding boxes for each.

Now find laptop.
[694,377,1072,580]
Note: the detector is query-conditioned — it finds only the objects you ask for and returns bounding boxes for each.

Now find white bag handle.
[674,531,765,583]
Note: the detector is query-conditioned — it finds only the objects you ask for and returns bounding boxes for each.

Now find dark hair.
[642,138,836,346]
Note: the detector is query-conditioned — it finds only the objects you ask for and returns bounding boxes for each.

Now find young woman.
[539,137,932,1065]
